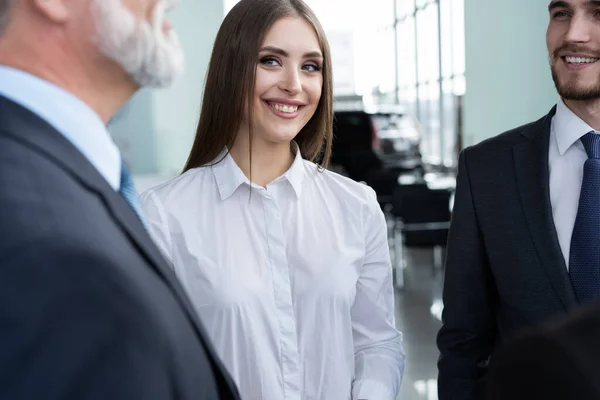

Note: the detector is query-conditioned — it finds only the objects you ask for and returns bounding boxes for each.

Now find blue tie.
[119,160,146,227]
[569,131,600,303]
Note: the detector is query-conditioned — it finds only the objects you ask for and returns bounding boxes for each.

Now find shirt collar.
[212,142,306,200]
[0,65,121,190]
[554,97,596,156]
[283,144,306,198]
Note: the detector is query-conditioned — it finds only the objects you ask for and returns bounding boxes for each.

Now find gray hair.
[0,0,14,35]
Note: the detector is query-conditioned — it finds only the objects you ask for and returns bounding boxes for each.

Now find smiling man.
[437,0,600,399]
[0,0,239,399]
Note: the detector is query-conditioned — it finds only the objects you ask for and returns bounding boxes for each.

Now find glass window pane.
[397,16,416,88]
[427,82,442,164]
[452,0,465,75]
[441,77,457,166]
[329,30,357,95]
[415,0,429,9]
[453,74,466,96]
[376,26,397,94]
[359,0,396,28]
[417,83,428,123]
[417,82,430,158]
[396,0,415,19]
[416,3,440,84]
[376,0,396,26]
[439,0,453,78]
[364,0,394,28]
[399,86,418,117]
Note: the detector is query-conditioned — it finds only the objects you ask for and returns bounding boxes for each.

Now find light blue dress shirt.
[549,98,600,270]
[0,65,121,190]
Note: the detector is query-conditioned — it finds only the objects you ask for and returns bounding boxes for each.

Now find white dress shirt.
[141,148,405,400]
[0,65,121,189]
[549,98,600,269]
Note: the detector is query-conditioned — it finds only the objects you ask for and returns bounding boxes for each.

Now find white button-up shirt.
[549,98,600,268]
[141,148,405,400]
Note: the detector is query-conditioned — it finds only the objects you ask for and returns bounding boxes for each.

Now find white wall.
[463,0,558,147]
[111,0,224,177]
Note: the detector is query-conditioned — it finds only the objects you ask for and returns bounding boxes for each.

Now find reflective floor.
[395,247,444,400]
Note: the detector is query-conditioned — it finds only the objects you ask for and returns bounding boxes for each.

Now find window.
[416,3,440,84]
[377,26,398,95]
[396,0,415,19]
[396,16,416,89]
[393,0,465,167]
[451,0,466,76]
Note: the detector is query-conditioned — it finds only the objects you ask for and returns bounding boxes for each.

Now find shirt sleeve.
[351,187,405,400]
[140,189,174,267]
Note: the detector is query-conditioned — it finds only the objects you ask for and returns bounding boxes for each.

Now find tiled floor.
[394,247,444,400]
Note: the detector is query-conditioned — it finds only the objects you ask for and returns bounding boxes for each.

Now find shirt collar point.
[212,150,244,200]
[284,142,306,198]
[555,98,593,155]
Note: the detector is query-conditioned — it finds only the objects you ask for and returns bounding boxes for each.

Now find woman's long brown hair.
[182,0,333,173]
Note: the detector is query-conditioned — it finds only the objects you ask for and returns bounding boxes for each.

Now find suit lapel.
[99,179,238,390]
[513,107,578,310]
[0,96,238,391]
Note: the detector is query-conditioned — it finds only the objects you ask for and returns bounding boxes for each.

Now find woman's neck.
[229,136,295,188]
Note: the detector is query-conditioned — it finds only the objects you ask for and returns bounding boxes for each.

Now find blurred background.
[111,1,558,399]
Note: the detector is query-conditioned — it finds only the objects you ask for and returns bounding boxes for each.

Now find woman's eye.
[303,63,322,72]
[260,57,280,66]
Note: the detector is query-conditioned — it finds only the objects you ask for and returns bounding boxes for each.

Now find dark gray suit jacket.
[437,107,580,400]
[0,95,240,400]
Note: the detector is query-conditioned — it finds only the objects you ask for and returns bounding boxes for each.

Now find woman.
[141,0,404,398]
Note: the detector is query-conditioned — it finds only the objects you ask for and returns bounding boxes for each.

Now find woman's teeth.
[268,102,299,113]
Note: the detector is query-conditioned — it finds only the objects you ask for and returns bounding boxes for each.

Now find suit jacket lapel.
[0,96,238,391]
[1,96,194,316]
[513,106,578,310]
[98,180,238,390]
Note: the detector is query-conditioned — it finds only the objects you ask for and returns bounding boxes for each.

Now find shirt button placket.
[262,192,301,400]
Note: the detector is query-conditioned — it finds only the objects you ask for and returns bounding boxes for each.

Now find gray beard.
[90,0,184,88]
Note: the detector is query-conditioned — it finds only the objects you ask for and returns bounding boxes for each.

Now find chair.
[390,182,452,289]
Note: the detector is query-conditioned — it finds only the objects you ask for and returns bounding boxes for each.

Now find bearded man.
[0,1,240,399]
[437,0,600,398]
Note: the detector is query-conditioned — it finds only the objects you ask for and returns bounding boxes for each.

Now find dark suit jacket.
[485,300,600,400]
[437,106,581,400]
[0,95,240,400]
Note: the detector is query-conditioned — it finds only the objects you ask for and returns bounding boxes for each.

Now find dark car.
[331,101,423,199]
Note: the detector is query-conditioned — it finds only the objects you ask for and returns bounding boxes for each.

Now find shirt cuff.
[352,379,395,400]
